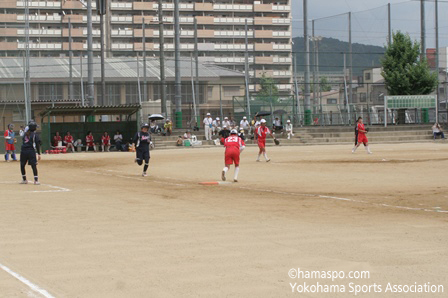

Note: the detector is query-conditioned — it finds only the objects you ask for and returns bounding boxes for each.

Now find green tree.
[258,74,279,97]
[320,76,332,92]
[381,31,437,95]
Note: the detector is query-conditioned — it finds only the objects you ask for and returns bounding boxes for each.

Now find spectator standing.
[64,132,75,153]
[203,113,213,140]
[240,116,250,135]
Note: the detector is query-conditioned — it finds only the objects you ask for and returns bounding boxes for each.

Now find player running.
[20,121,41,185]
[134,123,152,177]
[4,124,17,162]
[352,117,372,154]
[256,119,277,162]
[221,129,245,182]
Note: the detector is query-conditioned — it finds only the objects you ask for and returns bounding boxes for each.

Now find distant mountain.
[292,37,386,77]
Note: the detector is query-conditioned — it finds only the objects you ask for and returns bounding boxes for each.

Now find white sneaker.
[20,180,28,184]
[368,151,373,155]
[34,181,40,185]
[266,159,271,162]
[142,172,147,177]
[256,159,260,162]
[221,171,226,181]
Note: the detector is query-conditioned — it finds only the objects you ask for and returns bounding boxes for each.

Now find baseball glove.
[274,138,280,146]
[365,128,370,133]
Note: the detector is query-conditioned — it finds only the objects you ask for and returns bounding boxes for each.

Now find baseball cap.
[243,116,247,119]
[216,117,220,120]
[141,123,150,129]
[224,117,228,120]
[287,120,291,123]
[206,113,211,116]
[260,119,267,123]
[230,129,238,134]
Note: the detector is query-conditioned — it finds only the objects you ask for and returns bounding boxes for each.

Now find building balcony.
[153,3,193,10]
[213,4,253,11]
[62,1,84,9]
[214,17,253,25]
[62,42,84,51]
[82,16,100,23]
[18,42,62,50]
[273,44,292,51]
[255,30,273,38]
[111,2,133,10]
[18,14,62,22]
[16,1,61,9]
[111,16,133,23]
[132,2,153,10]
[64,15,84,23]
[255,43,273,51]
[273,57,292,64]
[255,56,274,64]
[134,29,154,38]
[273,31,291,38]
[17,29,62,37]
[254,4,272,12]
[83,29,101,36]
[214,57,254,64]
[0,41,18,50]
[134,43,154,51]
[194,3,213,11]
[112,43,134,50]
[214,44,253,51]
[0,0,16,8]
[0,28,18,37]
[196,16,214,25]
[214,31,254,38]
[0,13,18,22]
[133,15,154,24]
[273,70,292,77]
[272,5,290,11]
[62,28,84,37]
[111,29,133,37]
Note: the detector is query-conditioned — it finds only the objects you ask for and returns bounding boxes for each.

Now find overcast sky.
[291,0,447,47]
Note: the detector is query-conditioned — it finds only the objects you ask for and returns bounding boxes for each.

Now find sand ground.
[0,143,447,297]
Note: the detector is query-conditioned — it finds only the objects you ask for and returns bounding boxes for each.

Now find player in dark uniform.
[20,121,41,185]
[134,123,152,177]
[354,117,360,146]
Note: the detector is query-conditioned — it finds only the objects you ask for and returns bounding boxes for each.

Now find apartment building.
[0,0,292,93]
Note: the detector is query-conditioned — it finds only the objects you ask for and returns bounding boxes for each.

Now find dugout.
[39,104,141,151]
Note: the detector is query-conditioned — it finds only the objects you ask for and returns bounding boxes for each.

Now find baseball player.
[221,129,245,182]
[352,117,372,154]
[4,124,17,162]
[354,117,359,146]
[86,131,97,152]
[20,121,41,185]
[101,132,111,152]
[134,123,152,177]
[256,119,276,162]
[64,132,75,153]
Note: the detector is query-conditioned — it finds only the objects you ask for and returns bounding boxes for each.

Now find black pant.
[115,141,123,151]
[20,150,38,180]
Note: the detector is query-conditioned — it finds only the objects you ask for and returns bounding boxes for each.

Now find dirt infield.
[1,143,448,297]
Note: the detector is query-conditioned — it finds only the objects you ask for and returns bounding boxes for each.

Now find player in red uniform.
[352,117,372,154]
[86,131,97,152]
[256,119,276,162]
[64,131,75,153]
[101,131,111,152]
[221,129,245,182]
[53,131,62,147]
[4,123,17,162]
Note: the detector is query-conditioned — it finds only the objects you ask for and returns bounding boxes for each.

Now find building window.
[99,84,121,105]
[125,83,139,104]
[207,86,213,99]
[359,93,367,102]
[223,86,240,97]
[327,98,337,104]
[365,72,371,81]
[153,83,205,104]
[38,83,63,101]
[13,109,25,122]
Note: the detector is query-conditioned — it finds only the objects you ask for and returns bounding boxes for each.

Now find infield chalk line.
[0,181,71,193]
[85,171,448,214]
[0,263,55,298]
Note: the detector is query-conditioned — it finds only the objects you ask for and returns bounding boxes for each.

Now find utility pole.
[293,55,301,126]
[420,0,426,59]
[174,0,182,128]
[348,11,353,124]
[69,16,74,101]
[194,17,199,124]
[100,11,105,105]
[80,53,85,107]
[388,3,392,46]
[87,0,94,107]
[190,53,198,128]
[142,18,147,104]
[244,19,251,118]
[24,0,31,123]
[435,0,439,122]
[158,0,166,116]
[303,0,311,125]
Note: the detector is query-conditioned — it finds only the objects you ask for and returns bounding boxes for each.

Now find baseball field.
[1,143,447,297]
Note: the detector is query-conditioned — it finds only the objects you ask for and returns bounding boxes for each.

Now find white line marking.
[0,263,55,298]
[0,181,71,193]
[85,171,448,215]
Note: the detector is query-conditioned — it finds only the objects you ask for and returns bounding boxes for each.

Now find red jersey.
[86,135,94,144]
[221,135,245,151]
[101,135,110,145]
[256,126,271,140]
[357,123,366,135]
[64,135,74,144]
[53,135,62,146]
